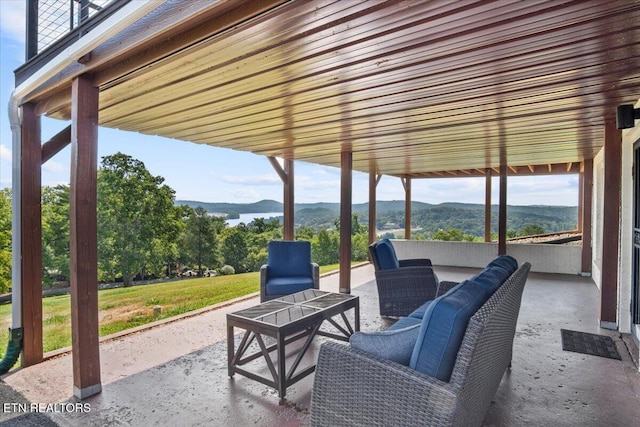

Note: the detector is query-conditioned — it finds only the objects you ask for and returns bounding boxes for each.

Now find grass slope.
[0,264,340,360]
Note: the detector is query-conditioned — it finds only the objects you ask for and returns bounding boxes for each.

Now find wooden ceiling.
[20,0,640,178]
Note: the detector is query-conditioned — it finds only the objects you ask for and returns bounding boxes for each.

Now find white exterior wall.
[590,98,638,354]
[619,101,640,338]
[390,239,582,275]
[592,149,605,290]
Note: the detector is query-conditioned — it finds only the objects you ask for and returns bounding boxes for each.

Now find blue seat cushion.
[265,276,315,295]
[375,239,400,270]
[268,241,312,277]
[409,279,489,382]
[350,323,420,366]
[387,316,422,331]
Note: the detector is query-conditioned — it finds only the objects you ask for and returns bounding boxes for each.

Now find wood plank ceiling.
[23,0,640,178]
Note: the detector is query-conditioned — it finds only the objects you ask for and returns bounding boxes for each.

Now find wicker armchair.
[369,239,443,317]
[310,263,531,427]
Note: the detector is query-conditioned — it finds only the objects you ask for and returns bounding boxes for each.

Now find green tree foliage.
[221,226,249,273]
[41,185,70,285]
[0,189,11,293]
[97,153,180,286]
[377,205,576,239]
[312,229,340,265]
[180,206,223,274]
[244,218,282,271]
[431,228,479,242]
[519,224,546,236]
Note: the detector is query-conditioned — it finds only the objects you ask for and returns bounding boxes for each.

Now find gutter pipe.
[1,0,164,375]
[0,92,24,375]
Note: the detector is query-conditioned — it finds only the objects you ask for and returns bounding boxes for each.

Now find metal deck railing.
[26,0,117,59]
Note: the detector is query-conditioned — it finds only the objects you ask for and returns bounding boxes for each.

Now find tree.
[0,189,11,293]
[181,206,221,274]
[431,228,477,242]
[312,229,339,265]
[519,224,546,237]
[97,153,180,286]
[41,185,70,285]
[221,227,249,273]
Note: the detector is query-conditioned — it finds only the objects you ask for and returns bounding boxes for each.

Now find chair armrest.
[375,266,439,317]
[436,280,459,297]
[259,265,268,302]
[310,341,457,427]
[311,263,320,289]
[399,258,432,267]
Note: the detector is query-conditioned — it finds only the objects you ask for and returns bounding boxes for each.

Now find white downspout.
[0,92,24,374]
[9,91,22,331]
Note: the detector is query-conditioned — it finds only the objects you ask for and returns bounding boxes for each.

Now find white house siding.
[618,100,640,337]
[590,98,639,341]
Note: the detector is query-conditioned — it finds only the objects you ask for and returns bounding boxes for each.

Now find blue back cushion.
[409,280,488,382]
[375,239,400,270]
[486,255,518,272]
[350,323,421,366]
[471,255,518,295]
[268,241,311,277]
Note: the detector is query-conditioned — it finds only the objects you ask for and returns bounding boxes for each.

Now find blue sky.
[0,0,578,206]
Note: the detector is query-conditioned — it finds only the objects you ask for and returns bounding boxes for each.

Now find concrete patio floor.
[1,263,639,426]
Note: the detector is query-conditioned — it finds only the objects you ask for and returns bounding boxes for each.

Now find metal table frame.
[227,289,360,398]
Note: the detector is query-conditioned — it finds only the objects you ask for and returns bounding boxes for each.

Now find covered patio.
[1,264,639,426]
[4,0,640,423]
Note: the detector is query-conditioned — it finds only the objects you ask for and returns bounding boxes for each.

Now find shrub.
[220,265,235,275]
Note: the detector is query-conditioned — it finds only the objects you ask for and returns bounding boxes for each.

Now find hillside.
[175,199,578,237]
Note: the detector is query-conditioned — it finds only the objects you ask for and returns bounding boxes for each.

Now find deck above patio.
[1,262,638,426]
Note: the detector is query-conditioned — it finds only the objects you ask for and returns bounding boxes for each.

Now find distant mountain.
[177,199,283,214]
[175,199,438,215]
[175,199,578,235]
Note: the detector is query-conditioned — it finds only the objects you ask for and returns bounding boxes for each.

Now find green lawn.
[0,264,340,359]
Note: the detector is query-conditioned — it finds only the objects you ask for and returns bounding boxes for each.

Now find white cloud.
[221,173,281,185]
[0,1,25,44]
[0,144,11,161]
[42,159,67,174]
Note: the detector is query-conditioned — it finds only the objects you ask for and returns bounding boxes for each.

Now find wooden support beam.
[339,151,352,294]
[600,120,621,328]
[41,125,71,164]
[485,168,492,242]
[283,159,294,241]
[566,162,573,172]
[498,164,507,255]
[268,157,294,240]
[20,102,43,367]
[402,176,411,239]
[368,171,379,245]
[508,166,517,174]
[528,165,535,173]
[581,159,593,274]
[70,75,102,399]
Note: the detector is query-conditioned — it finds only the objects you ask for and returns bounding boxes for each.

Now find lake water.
[219,212,283,227]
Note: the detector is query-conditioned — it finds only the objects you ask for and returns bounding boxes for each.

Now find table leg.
[227,323,235,377]
[277,330,286,399]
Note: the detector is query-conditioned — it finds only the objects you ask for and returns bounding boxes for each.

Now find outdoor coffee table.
[227,289,359,398]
